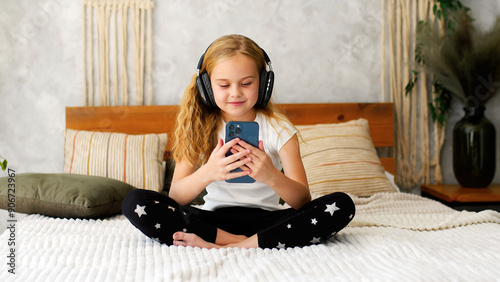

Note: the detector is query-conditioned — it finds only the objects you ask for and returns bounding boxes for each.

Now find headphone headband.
[196,47,273,74]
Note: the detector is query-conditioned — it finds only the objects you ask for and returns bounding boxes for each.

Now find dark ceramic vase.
[453,106,496,188]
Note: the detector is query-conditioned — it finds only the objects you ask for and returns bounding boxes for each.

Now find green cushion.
[0,173,135,218]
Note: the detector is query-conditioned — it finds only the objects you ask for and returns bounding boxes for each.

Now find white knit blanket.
[1,192,499,281]
[349,192,500,230]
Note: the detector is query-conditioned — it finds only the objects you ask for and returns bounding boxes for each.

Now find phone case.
[225,121,259,183]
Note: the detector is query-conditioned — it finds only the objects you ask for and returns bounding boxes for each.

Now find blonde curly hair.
[172,34,290,167]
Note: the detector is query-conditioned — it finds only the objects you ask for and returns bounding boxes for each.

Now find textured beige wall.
[0,0,383,173]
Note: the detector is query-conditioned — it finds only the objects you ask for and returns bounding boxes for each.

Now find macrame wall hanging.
[381,0,445,190]
[82,0,154,106]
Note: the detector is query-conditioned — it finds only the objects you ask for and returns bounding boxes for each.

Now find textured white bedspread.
[1,193,500,281]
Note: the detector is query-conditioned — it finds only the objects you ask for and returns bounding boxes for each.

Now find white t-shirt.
[202,112,297,211]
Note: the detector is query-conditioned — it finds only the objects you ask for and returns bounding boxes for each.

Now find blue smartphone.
[225,121,259,183]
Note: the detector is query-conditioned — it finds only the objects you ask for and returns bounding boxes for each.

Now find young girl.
[122,34,355,249]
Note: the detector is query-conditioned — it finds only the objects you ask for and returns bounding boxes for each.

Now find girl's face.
[210,53,260,122]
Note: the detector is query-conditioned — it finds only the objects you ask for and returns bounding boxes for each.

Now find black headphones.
[196,45,274,109]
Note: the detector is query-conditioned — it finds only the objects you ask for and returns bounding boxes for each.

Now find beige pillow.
[63,129,167,192]
[297,119,396,197]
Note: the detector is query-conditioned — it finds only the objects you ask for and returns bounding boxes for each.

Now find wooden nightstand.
[421,183,500,212]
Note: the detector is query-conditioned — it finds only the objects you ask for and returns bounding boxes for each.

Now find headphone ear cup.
[258,70,268,106]
[196,75,210,107]
[259,70,274,107]
[201,73,217,108]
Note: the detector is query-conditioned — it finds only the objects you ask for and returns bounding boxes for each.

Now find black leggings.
[122,189,355,249]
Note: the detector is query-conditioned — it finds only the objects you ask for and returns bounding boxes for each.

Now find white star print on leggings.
[122,190,355,249]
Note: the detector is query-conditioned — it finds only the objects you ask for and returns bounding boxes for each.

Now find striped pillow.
[63,129,167,191]
[297,119,396,197]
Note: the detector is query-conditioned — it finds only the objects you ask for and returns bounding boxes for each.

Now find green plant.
[0,156,7,171]
[405,0,470,125]
[419,9,500,117]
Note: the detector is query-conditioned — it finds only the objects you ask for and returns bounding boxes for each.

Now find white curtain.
[381,0,446,189]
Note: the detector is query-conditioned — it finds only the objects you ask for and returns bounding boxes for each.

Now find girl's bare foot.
[172,232,259,249]
[215,229,248,245]
[173,232,221,249]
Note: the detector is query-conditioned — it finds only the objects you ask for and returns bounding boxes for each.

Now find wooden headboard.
[66,103,394,174]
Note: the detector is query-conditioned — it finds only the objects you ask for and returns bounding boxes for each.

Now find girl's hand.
[227,135,310,209]
[204,138,253,182]
[231,140,278,184]
[170,138,258,205]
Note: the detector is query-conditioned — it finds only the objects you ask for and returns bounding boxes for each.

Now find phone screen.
[225,121,259,183]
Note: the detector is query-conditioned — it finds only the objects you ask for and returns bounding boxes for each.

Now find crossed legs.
[122,189,355,249]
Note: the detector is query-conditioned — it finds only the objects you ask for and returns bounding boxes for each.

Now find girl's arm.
[169,138,252,205]
[237,134,311,209]
[169,159,205,205]
[276,134,311,208]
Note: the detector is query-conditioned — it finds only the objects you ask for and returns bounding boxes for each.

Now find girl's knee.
[318,192,355,223]
[333,192,355,209]
[122,189,141,219]
[315,192,355,209]
[122,189,159,218]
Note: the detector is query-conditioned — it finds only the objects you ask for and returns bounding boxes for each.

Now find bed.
[1,103,500,281]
